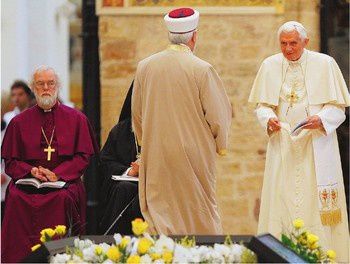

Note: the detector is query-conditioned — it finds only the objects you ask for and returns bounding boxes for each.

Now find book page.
[40,181,66,188]
[15,178,41,188]
[291,119,308,136]
[16,178,66,189]
[111,175,139,182]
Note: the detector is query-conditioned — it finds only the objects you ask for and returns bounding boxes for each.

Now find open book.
[290,119,308,136]
[111,175,139,182]
[15,178,66,189]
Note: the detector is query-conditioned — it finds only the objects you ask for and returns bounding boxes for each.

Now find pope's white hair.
[168,30,195,45]
[30,65,61,90]
[277,21,308,40]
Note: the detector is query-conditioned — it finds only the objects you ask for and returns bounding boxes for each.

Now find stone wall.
[98,0,320,234]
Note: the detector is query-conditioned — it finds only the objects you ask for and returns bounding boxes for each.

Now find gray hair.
[277,21,308,40]
[168,31,195,45]
[30,65,61,90]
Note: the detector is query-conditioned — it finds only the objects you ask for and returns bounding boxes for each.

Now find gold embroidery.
[318,188,342,226]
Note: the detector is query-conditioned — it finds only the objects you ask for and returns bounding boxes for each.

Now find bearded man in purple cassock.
[1,66,98,262]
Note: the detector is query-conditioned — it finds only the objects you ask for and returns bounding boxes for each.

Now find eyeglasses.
[35,81,56,89]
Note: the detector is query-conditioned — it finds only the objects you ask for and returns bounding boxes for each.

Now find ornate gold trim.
[96,0,285,16]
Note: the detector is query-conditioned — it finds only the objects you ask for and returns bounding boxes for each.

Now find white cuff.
[316,105,345,136]
[255,105,277,135]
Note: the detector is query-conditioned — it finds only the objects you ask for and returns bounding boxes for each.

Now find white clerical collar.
[13,107,21,115]
[37,101,59,112]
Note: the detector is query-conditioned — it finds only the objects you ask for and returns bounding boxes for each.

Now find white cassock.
[249,49,350,262]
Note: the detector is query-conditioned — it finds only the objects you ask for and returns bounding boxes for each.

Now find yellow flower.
[132,218,148,236]
[180,236,196,248]
[120,237,131,249]
[293,218,304,229]
[40,228,56,238]
[127,255,141,264]
[309,242,319,250]
[40,235,46,243]
[95,246,103,255]
[162,250,173,263]
[150,253,161,260]
[137,238,153,254]
[31,244,41,252]
[54,225,66,236]
[307,233,319,249]
[327,250,336,260]
[106,246,121,262]
[297,231,309,246]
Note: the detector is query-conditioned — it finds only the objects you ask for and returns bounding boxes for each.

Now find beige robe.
[132,44,232,235]
[249,50,350,262]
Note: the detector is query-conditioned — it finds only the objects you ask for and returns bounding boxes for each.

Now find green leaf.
[224,235,233,246]
[241,249,258,263]
[281,234,292,247]
[45,233,51,242]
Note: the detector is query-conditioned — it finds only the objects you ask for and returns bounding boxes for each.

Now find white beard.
[35,90,58,109]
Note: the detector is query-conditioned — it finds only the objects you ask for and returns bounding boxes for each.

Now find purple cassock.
[1,103,98,263]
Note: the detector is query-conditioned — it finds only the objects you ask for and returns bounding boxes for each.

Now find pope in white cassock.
[249,21,350,261]
[132,8,232,235]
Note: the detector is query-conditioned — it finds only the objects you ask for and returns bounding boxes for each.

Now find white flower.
[78,240,85,249]
[124,237,137,255]
[72,254,84,263]
[143,232,155,244]
[187,247,202,263]
[74,239,93,251]
[154,234,175,251]
[99,242,111,253]
[102,259,114,264]
[195,245,211,260]
[51,233,255,264]
[74,238,80,248]
[229,244,244,262]
[113,233,122,245]
[214,244,230,258]
[50,253,70,263]
[173,244,191,263]
[148,246,162,255]
[130,237,139,255]
[140,254,153,264]
[82,246,98,262]
[204,248,225,263]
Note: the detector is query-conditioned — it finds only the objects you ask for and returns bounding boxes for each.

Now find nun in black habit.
[98,81,143,235]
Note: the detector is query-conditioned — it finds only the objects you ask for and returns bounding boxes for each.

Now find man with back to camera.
[132,7,232,235]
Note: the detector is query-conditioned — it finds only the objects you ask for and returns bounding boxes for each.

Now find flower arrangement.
[31,225,67,252]
[50,218,257,263]
[281,218,336,263]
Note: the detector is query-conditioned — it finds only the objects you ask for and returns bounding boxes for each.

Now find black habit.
[98,82,142,235]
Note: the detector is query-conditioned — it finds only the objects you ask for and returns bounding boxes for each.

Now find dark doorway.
[82,0,101,234]
[320,0,349,217]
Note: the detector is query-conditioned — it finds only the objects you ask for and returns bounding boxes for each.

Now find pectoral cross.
[44,145,55,161]
[286,83,299,108]
[41,126,56,161]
